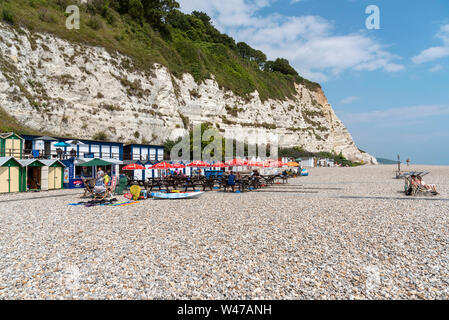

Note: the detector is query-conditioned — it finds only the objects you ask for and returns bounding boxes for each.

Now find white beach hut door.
[48,167,55,190]
[0,167,9,193]
[54,167,62,189]
[9,167,19,193]
[41,166,49,191]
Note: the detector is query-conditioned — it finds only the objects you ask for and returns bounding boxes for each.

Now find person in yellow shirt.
[103,171,110,186]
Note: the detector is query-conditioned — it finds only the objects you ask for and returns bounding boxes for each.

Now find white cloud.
[429,64,443,72]
[412,46,449,64]
[412,24,449,64]
[437,24,449,44]
[178,0,404,82]
[339,96,360,105]
[340,105,449,124]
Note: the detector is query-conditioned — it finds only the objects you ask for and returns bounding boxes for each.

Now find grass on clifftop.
[0,105,42,134]
[0,0,320,102]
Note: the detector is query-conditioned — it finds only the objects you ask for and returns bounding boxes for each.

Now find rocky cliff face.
[0,23,377,164]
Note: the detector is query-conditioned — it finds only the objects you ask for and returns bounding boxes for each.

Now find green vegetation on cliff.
[0,105,41,134]
[0,0,321,102]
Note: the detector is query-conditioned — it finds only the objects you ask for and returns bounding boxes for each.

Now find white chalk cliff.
[0,23,377,164]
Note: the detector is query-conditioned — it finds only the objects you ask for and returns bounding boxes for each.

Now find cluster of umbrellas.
[34,136,84,148]
[122,159,300,171]
[37,136,303,170]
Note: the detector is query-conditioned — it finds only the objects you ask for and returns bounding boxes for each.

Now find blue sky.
[178,0,449,165]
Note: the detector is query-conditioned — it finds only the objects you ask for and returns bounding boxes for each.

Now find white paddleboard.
[151,192,205,200]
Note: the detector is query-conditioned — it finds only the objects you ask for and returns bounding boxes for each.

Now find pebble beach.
[1,164,449,300]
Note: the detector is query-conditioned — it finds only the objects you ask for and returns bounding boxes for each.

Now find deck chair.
[404,174,437,197]
[93,182,109,200]
[82,178,95,198]
[93,189,108,200]
[108,176,118,197]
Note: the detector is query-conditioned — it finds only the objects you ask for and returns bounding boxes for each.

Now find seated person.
[417,176,439,194]
[93,172,106,195]
[251,170,260,177]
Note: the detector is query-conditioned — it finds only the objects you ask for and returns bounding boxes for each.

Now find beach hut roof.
[40,159,66,167]
[0,132,24,141]
[17,159,46,167]
[65,139,85,145]
[34,136,58,141]
[0,132,13,138]
[122,160,137,165]
[0,157,23,167]
[103,158,123,165]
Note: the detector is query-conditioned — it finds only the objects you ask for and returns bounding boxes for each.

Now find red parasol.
[271,161,287,167]
[149,162,174,169]
[247,161,264,167]
[122,163,145,170]
[187,160,210,167]
[172,163,186,169]
[261,161,273,168]
[210,162,229,168]
[226,158,248,166]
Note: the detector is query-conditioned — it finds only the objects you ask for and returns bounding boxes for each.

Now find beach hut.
[40,160,65,190]
[144,160,156,179]
[0,133,25,159]
[17,159,46,191]
[0,157,25,193]
[300,157,315,168]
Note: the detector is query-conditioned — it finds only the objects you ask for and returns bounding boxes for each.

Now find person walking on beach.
[406,159,410,166]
